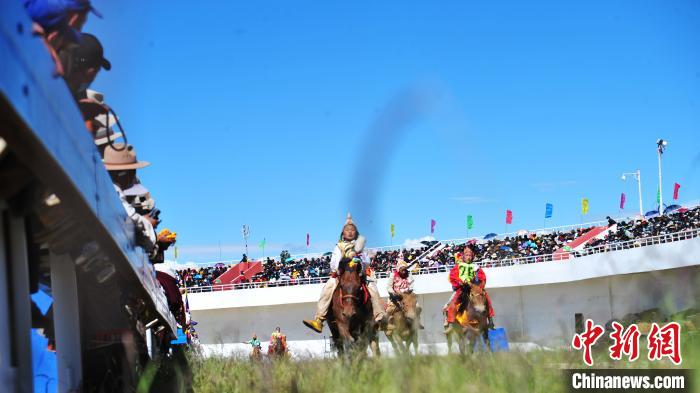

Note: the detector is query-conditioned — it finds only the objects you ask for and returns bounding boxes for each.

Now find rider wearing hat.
[303,213,386,332]
[386,257,424,328]
[443,245,495,331]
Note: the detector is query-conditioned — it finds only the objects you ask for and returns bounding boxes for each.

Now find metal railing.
[183,228,700,293]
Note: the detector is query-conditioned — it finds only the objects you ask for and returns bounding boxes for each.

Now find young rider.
[303,213,386,332]
[443,245,495,332]
[386,257,423,328]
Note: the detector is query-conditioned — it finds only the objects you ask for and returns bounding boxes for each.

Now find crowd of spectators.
[23,0,184,322]
[178,206,700,290]
[177,265,231,288]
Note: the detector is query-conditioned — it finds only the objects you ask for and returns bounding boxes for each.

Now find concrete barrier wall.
[190,237,700,355]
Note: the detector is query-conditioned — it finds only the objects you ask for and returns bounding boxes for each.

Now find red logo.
[608,322,640,361]
[647,322,682,365]
[572,319,605,366]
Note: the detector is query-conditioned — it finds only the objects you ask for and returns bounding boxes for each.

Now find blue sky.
[86,0,700,263]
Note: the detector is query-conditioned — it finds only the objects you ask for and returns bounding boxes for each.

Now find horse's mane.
[338,256,361,274]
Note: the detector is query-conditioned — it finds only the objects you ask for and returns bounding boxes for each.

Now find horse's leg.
[411,331,419,356]
[483,327,491,353]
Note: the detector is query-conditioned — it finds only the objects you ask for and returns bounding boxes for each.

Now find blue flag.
[545,203,553,219]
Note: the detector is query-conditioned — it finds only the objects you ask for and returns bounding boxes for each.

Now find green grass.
[190,332,698,393]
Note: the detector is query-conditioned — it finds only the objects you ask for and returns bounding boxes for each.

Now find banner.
[545,203,553,219]
[582,198,589,215]
[673,182,680,200]
[258,238,266,249]
[505,210,513,224]
[174,246,178,259]
[656,187,661,205]
[306,233,310,247]
[620,193,626,210]
[430,219,436,234]
[390,224,395,238]
[467,215,474,230]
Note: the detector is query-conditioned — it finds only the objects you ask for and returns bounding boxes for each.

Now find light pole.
[242,225,250,258]
[656,139,668,214]
[621,170,643,217]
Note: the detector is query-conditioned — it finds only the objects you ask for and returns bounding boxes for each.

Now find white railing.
[182,228,700,293]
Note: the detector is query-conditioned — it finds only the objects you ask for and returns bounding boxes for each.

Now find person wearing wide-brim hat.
[303,213,386,333]
[103,143,156,248]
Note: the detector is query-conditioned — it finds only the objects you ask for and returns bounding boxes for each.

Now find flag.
[656,187,660,205]
[258,238,266,249]
[306,233,310,247]
[390,224,395,238]
[673,182,680,200]
[505,210,513,224]
[544,203,553,219]
[467,215,474,230]
[430,219,436,234]
[620,193,626,210]
[174,246,178,259]
[581,198,589,215]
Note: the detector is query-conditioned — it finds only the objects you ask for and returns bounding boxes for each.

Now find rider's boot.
[367,281,387,328]
[303,277,336,333]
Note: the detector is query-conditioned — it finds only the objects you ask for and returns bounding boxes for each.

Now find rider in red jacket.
[444,245,495,331]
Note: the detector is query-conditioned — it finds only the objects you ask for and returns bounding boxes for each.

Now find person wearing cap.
[103,143,157,251]
[385,258,422,328]
[303,213,386,333]
[24,0,82,76]
[60,32,111,99]
[62,0,103,31]
[154,264,186,327]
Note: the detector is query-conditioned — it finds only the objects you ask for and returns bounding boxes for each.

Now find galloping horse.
[327,257,380,356]
[249,345,262,362]
[445,283,491,355]
[384,292,420,355]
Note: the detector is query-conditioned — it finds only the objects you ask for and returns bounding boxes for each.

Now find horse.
[267,335,288,359]
[384,292,420,355]
[445,283,491,355]
[326,257,380,356]
[249,345,262,362]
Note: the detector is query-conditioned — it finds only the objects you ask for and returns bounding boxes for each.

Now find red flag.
[620,193,626,209]
[505,210,513,224]
[306,233,310,247]
[430,219,436,234]
[673,183,680,200]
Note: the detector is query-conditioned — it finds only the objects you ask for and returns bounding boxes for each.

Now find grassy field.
[188,331,698,393]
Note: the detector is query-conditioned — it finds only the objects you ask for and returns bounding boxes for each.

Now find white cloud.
[402,236,435,249]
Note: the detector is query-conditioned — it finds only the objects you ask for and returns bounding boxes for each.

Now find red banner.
[430,219,436,234]
[673,183,680,200]
[506,210,513,224]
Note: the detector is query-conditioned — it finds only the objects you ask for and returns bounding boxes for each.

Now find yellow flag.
[174,246,178,259]
[390,224,395,238]
[582,198,589,215]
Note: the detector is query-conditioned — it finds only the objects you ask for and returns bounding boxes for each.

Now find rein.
[339,287,360,307]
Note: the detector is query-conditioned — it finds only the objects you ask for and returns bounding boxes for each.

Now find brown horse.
[384,292,420,355]
[249,345,262,362]
[327,257,380,356]
[445,283,491,355]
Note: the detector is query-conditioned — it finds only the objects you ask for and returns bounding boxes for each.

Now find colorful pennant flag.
[430,219,436,234]
[467,215,474,230]
[656,187,661,205]
[390,224,395,238]
[673,183,681,200]
[544,203,553,219]
[620,193,626,210]
[306,233,310,247]
[258,238,266,249]
[505,210,513,224]
[173,246,178,259]
[582,198,589,215]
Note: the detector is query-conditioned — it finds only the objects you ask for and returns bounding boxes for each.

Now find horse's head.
[337,257,363,317]
[468,285,487,314]
[395,292,418,324]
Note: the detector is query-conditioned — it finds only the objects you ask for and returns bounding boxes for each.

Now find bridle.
[339,287,360,307]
